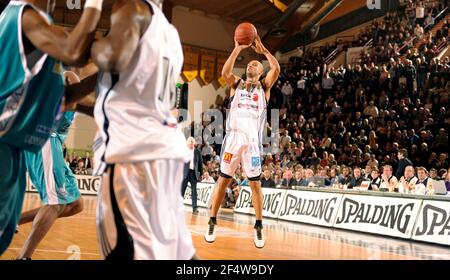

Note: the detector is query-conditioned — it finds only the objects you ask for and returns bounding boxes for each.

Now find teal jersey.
[0,1,65,153]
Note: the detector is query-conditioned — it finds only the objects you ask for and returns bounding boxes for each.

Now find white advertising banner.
[183,182,216,208]
[333,195,422,239]
[412,200,450,246]
[26,174,101,196]
[234,187,286,219]
[277,190,344,227]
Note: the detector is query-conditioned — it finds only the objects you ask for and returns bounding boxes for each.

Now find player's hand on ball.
[234,39,252,51]
[252,35,267,54]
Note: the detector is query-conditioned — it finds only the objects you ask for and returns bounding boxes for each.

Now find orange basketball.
[234,22,257,45]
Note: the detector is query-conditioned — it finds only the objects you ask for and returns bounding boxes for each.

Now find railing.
[364,38,373,48]
[324,45,344,64]
[424,7,448,30]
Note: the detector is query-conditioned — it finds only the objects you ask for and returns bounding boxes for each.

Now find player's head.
[246,60,263,79]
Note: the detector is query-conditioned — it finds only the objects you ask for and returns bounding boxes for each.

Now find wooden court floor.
[1,193,450,260]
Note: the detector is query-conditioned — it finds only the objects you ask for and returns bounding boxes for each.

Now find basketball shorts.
[96,159,196,260]
[0,143,26,255]
[219,131,262,179]
[24,136,80,205]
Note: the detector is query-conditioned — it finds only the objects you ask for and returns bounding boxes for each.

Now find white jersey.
[226,80,267,145]
[94,0,188,171]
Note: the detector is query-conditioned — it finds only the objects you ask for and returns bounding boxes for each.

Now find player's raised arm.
[252,35,280,94]
[91,2,146,73]
[22,0,104,67]
[222,40,252,88]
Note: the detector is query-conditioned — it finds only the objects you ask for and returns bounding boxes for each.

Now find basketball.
[234,22,257,45]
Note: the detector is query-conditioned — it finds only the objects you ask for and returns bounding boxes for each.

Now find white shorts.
[96,159,196,260]
[219,131,262,179]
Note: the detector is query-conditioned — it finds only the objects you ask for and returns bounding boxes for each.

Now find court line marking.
[7,247,100,256]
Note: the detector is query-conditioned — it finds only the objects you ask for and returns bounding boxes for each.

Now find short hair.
[371,166,379,173]
[416,167,428,173]
[399,149,408,157]
[383,165,393,172]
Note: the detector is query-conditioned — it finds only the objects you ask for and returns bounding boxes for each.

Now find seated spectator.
[349,167,365,189]
[280,169,295,189]
[415,167,432,194]
[364,165,373,180]
[329,168,341,186]
[274,174,282,186]
[380,165,398,192]
[429,168,439,180]
[339,166,353,185]
[292,170,309,187]
[261,169,276,188]
[201,171,216,183]
[399,166,418,193]
[369,167,382,190]
[74,159,88,175]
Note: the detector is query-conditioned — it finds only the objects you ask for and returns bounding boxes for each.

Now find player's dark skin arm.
[22,6,101,66]
[91,0,151,73]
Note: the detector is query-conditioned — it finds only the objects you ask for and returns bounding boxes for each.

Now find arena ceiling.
[0,0,366,52]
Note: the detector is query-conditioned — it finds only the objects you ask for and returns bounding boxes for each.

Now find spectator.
[429,168,439,180]
[349,167,364,189]
[201,171,216,183]
[399,166,418,193]
[369,167,382,190]
[364,165,372,180]
[329,168,341,186]
[396,148,413,179]
[261,169,276,188]
[280,169,295,189]
[415,166,431,194]
[339,166,352,185]
[281,81,294,108]
[380,165,398,192]
[292,170,308,187]
[74,159,88,175]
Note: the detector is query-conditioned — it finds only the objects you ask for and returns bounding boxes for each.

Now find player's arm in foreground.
[62,69,96,117]
[22,0,104,66]
[91,1,148,73]
[252,35,280,100]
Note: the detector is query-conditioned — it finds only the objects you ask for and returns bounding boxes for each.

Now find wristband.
[84,0,104,11]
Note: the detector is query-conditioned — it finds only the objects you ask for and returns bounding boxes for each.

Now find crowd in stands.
[64,151,93,176]
[187,0,450,207]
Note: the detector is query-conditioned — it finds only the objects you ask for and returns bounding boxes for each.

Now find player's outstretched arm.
[22,0,103,67]
[252,35,280,92]
[222,40,251,88]
[91,2,145,73]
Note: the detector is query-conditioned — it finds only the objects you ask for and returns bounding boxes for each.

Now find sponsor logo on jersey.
[251,156,261,167]
[223,153,233,164]
[252,93,259,102]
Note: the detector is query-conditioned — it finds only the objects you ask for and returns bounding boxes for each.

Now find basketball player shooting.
[205,33,280,248]
[90,0,196,260]
[0,0,102,255]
